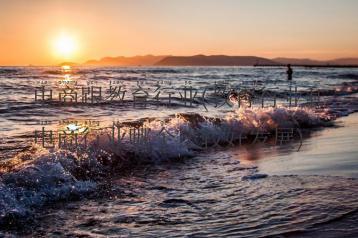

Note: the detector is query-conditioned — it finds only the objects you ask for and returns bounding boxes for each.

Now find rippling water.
[0,66,358,236]
[28,151,358,237]
[1,66,357,158]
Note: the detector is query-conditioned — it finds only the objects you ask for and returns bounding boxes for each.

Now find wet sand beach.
[242,113,358,178]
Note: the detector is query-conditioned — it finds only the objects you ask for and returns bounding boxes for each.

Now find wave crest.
[0,106,331,228]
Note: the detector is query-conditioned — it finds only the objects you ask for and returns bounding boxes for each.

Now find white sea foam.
[0,105,342,227]
[0,149,96,227]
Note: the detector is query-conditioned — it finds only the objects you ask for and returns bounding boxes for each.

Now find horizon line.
[2,54,358,67]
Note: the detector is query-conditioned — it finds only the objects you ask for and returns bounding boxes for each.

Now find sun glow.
[53,34,77,58]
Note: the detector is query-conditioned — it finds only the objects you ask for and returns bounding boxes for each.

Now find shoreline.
[10,111,358,236]
[1,112,357,235]
[237,112,358,178]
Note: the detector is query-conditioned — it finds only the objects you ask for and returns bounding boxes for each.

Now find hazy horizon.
[2,54,358,67]
[1,0,358,66]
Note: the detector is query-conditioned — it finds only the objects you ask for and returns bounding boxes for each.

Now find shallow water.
[27,155,358,237]
[254,113,358,178]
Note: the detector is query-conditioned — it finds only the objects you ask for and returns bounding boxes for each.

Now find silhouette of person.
[287,64,293,81]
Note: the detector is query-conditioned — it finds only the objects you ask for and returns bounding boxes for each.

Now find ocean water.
[1,66,357,158]
[0,66,358,236]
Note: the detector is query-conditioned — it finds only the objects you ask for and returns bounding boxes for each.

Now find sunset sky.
[1,0,358,66]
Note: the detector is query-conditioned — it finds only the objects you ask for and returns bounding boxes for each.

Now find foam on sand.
[0,106,343,227]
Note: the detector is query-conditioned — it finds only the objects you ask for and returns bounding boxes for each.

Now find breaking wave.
[0,106,335,227]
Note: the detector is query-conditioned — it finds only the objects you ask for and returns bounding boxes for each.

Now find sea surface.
[0,66,358,237]
[1,66,357,159]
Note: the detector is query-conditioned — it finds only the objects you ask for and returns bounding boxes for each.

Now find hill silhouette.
[274,57,358,66]
[328,58,358,65]
[85,55,167,66]
[155,55,278,66]
[63,55,358,67]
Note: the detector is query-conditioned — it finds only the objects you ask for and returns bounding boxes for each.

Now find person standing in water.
[286,64,294,106]
[287,64,293,81]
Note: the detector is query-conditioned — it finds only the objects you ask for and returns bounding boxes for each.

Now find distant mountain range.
[273,57,358,66]
[62,55,358,66]
[155,55,278,66]
[84,55,167,66]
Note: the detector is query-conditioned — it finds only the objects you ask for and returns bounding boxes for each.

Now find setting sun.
[1,1,358,237]
[53,34,77,59]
